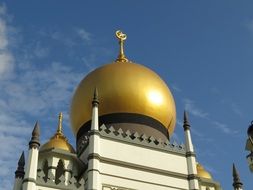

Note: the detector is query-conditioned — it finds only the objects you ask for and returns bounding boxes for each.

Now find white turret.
[13,151,25,190]
[22,122,40,190]
[183,111,199,190]
[87,88,101,190]
[233,163,243,190]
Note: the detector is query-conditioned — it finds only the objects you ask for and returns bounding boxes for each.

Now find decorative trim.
[99,125,186,155]
[88,153,101,161]
[186,151,196,157]
[29,142,40,149]
[89,130,100,136]
[22,177,36,184]
[187,174,199,180]
[39,147,77,157]
[102,184,136,190]
[36,168,85,189]
[77,113,169,140]
[15,170,25,179]
[87,168,100,173]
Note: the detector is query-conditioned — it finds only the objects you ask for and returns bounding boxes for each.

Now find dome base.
[76,113,170,153]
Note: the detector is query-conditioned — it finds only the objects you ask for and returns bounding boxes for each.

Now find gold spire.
[57,112,63,134]
[115,30,128,62]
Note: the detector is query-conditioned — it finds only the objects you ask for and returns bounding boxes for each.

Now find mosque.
[13,31,244,190]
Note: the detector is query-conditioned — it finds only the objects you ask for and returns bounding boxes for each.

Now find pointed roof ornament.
[233,163,243,189]
[57,112,63,134]
[115,30,129,62]
[29,121,40,149]
[183,110,190,131]
[32,121,40,136]
[15,151,25,179]
[18,151,25,166]
[92,87,99,106]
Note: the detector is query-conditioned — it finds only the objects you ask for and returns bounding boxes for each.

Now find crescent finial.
[115,30,128,62]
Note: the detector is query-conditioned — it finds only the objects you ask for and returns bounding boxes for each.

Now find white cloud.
[0,60,84,189]
[231,103,243,117]
[33,42,49,58]
[0,3,6,15]
[183,98,209,119]
[0,5,88,189]
[212,121,238,135]
[51,31,76,47]
[246,19,253,32]
[0,19,8,49]
[76,28,91,42]
[0,4,14,79]
[0,52,14,76]
[171,84,182,92]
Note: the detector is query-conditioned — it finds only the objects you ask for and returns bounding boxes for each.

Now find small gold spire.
[57,112,63,134]
[115,30,128,62]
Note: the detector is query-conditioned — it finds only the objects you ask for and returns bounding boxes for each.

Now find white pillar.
[23,122,40,190]
[88,88,101,190]
[47,157,60,182]
[64,159,72,185]
[183,111,199,190]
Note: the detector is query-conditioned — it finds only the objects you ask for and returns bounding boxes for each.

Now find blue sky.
[0,1,252,189]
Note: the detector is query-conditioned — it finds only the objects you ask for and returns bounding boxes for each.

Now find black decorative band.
[186,151,196,157]
[92,101,99,107]
[77,113,168,140]
[22,177,36,184]
[183,124,190,131]
[88,130,100,136]
[29,140,40,149]
[233,182,243,188]
[87,168,100,174]
[15,170,25,179]
[187,174,199,180]
[88,153,100,161]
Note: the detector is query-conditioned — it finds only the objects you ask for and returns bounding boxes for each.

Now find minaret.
[183,111,199,190]
[232,163,243,190]
[87,87,101,190]
[22,122,40,190]
[13,151,25,190]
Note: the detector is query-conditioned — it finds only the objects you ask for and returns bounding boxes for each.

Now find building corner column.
[88,87,101,190]
[183,111,199,190]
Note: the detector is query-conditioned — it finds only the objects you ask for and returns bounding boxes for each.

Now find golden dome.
[197,163,213,179]
[40,113,75,153]
[70,31,176,137]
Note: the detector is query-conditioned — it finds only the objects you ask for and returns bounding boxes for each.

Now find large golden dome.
[70,31,176,138]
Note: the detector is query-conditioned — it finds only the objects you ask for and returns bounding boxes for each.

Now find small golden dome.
[70,31,176,137]
[40,113,75,153]
[197,163,213,179]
